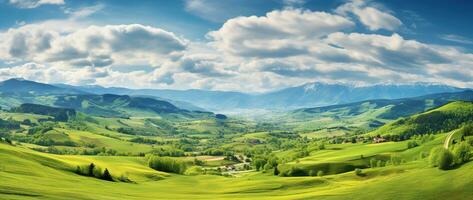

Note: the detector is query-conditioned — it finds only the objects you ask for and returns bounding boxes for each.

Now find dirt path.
[444,130,456,149]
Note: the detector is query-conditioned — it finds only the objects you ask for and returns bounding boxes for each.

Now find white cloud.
[208,9,354,58]
[1,2,473,92]
[9,0,64,9]
[325,32,449,71]
[336,0,402,31]
[0,24,188,68]
[65,4,105,19]
[441,34,473,45]
[283,0,305,7]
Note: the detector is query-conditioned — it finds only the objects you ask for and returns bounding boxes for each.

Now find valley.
[0,79,472,199]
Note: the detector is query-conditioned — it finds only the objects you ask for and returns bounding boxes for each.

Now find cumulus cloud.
[0,24,187,68]
[325,32,450,70]
[336,0,402,31]
[208,9,354,58]
[0,62,110,85]
[9,0,64,8]
[1,1,473,92]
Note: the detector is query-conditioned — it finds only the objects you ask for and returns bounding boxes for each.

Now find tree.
[370,158,377,168]
[376,160,384,168]
[317,170,324,177]
[453,142,471,164]
[253,159,266,171]
[273,165,280,176]
[430,147,454,170]
[437,149,454,170]
[102,168,114,181]
[309,169,316,176]
[88,163,95,176]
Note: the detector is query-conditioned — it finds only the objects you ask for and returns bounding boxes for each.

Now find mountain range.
[53,80,465,111]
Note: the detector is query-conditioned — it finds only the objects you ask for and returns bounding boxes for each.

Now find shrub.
[438,150,454,170]
[453,142,471,164]
[467,137,473,147]
[318,143,326,150]
[288,167,307,176]
[253,159,266,171]
[376,160,384,168]
[354,168,363,176]
[407,140,419,149]
[370,158,377,168]
[273,165,280,176]
[118,173,132,183]
[317,170,324,177]
[309,169,316,176]
[75,163,116,182]
[147,155,188,174]
[390,154,402,166]
[430,147,454,170]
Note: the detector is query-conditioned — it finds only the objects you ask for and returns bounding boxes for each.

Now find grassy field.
[1,101,473,199]
[1,141,473,200]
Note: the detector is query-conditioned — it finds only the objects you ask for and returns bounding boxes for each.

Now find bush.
[453,142,471,164]
[75,163,116,182]
[147,155,188,174]
[429,147,454,170]
[376,160,384,167]
[288,167,307,176]
[354,168,363,176]
[390,154,402,165]
[370,158,377,168]
[317,170,324,177]
[438,150,454,170]
[273,166,280,176]
[407,140,419,149]
[309,169,317,176]
[253,159,266,171]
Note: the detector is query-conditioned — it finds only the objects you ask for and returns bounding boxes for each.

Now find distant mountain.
[56,81,465,111]
[53,94,192,118]
[0,78,84,96]
[53,84,208,112]
[0,79,217,118]
[257,82,463,109]
[0,78,465,112]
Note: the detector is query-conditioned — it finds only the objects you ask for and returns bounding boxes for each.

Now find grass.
[1,141,473,200]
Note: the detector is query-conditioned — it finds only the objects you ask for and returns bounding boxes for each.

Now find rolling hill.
[370,101,473,138]
[0,79,217,119]
[0,78,84,96]
[275,90,473,132]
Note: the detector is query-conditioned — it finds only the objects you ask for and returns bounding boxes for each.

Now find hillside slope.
[277,90,473,132]
[370,101,473,138]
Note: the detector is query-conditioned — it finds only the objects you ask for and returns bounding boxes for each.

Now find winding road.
[444,130,456,149]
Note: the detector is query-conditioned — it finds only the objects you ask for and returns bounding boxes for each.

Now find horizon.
[0,0,472,92]
[1,77,468,94]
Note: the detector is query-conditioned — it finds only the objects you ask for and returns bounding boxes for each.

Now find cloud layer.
[1,0,472,92]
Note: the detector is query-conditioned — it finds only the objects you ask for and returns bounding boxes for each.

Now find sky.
[0,0,472,92]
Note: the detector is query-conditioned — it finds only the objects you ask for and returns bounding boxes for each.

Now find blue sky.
[0,0,472,91]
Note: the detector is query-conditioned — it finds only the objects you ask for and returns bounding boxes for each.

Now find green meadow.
[1,99,473,199]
